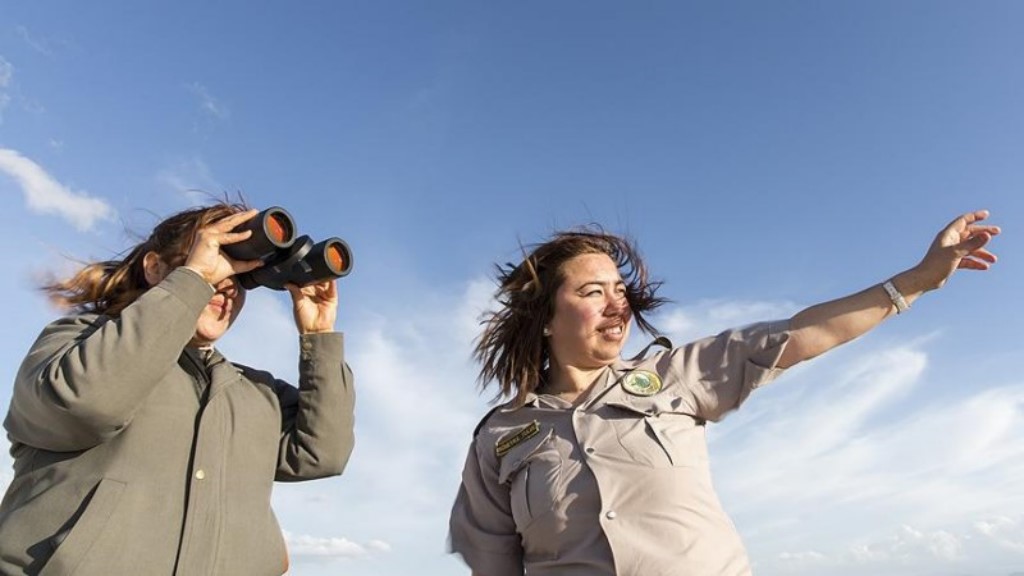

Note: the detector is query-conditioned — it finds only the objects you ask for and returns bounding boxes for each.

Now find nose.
[605,293,629,315]
[214,275,240,294]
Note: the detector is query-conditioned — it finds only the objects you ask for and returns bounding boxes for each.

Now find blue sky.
[0,2,1021,575]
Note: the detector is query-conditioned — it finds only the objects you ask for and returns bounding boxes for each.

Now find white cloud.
[0,147,116,230]
[0,56,12,124]
[283,531,390,560]
[655,298,800,346]
[188,82,229,120]
[975,516,1024,553]
[0,56,12,87]
[707,331,1024,575]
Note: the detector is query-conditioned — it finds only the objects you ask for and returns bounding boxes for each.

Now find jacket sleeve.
[4,268,213,452]
[273,332,356,481]
[666,320,791,422]
[448,438,524,576]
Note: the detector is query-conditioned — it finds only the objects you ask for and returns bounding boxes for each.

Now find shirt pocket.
[496,427,564,547]
[605,393,707,468]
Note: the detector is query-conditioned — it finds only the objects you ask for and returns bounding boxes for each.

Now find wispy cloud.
[284,531,391,560]
[156,156,228,205]
[0,148,116,230]
[187,82,230,120]
[0,57,12,87]
[16,26,55,57]
[0,56,13,124]
[710,334,1024,575]
[654,298,801,350]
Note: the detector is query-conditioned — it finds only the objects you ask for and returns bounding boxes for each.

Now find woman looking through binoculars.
[0,202,355,575]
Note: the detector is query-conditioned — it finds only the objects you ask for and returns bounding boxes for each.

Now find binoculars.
[222,207,353,291]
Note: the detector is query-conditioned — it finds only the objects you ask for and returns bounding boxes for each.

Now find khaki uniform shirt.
[450,321,790,576]
[0,268,356,576]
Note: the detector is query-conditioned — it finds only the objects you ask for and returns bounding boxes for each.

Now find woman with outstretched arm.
[449,210,999,576]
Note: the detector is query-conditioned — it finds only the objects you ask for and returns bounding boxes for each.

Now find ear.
[142,251,170,287]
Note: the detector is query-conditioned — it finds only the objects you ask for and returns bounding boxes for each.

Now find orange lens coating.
[326,243,346,272]
[266,213,292,244]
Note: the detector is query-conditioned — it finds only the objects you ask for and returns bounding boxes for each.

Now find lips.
[207,294,233,314]
[598,324,625,337]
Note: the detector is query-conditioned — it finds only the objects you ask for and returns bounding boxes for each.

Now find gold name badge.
[495,421,541,458]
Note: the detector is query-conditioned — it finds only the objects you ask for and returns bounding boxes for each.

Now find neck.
[544,361,609,396]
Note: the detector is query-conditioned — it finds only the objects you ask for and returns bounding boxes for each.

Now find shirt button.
[195,469,206,480]
[606,510,617,520]
[585,447,595,454]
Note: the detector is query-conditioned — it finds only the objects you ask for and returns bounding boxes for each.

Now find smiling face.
[546,252,633,371]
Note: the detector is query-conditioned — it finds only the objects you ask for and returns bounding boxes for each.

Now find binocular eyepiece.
[222,206,353,291]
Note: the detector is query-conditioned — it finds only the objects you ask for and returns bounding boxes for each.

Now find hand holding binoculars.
[222,207,353,290]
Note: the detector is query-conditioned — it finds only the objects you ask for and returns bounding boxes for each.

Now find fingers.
[960,230,995,253]
[964,224,1001,238]
[969,247,998,264]
[285,280,337,300]
[320,279,338,300]
[955,209,990,227]
[285,283,303,300]
[205,209,259,247]
[232,258,264,275]
[957,258,992,271]
[954,228,999,272]
[218,229,254,246]
[213,208,259,231]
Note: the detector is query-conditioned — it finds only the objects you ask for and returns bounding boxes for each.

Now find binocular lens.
[266,212,293,244]
[326,242,346,273]
[224,206,296,262]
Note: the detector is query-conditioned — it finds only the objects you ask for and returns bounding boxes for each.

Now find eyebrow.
[575,280,626,291]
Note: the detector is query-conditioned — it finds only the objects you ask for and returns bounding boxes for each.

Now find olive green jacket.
[0,268,356,575]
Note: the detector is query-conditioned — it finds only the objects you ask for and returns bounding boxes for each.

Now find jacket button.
[605,510,617,520]
[195,469,206,480]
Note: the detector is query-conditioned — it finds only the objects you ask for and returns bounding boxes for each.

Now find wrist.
[180,265,216,290]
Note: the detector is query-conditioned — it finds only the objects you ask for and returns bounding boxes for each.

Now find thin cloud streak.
[187,82,230,120]
[710,338,1024,575]
[283,531,391,560]
[155,157,229,206]
[0,148,115,230]
[0,56,12,124]
[16,26,55,57]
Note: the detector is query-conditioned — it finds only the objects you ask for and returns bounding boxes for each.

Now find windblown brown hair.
[475,228,667,406]
[43,202,248,316]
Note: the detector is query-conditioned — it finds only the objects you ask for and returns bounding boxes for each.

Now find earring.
[543,327,552,336]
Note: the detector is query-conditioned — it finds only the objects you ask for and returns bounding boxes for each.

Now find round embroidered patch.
[621,370,662,396]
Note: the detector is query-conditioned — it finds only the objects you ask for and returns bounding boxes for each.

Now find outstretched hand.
[287,280,339,334]
[915,209,1000,291]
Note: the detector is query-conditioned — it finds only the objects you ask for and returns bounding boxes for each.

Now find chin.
[193,324,230,345]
